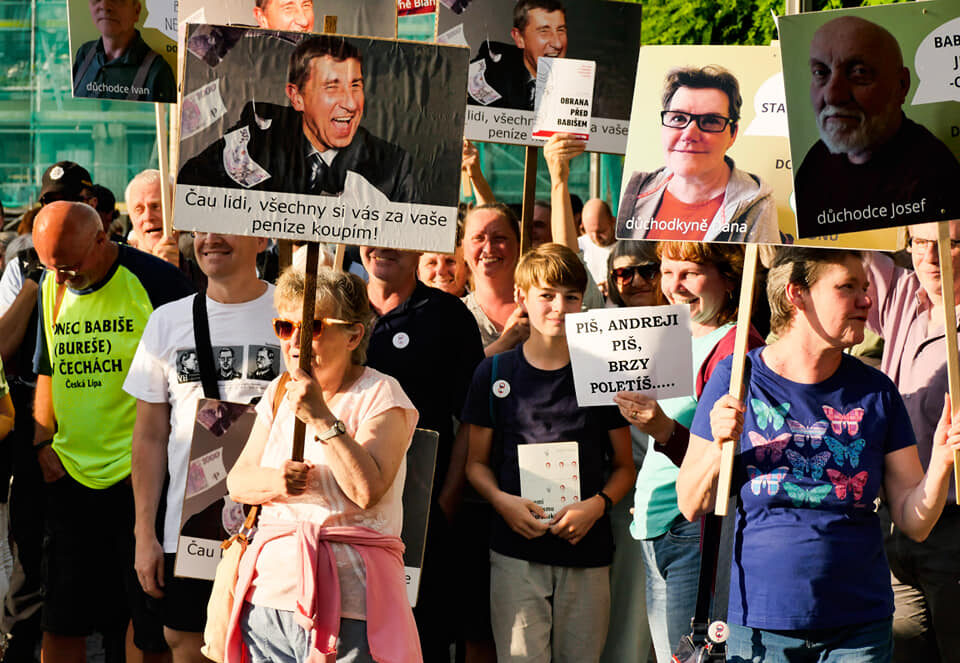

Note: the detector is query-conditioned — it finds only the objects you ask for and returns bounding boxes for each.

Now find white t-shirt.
[578,234,614,289]
[246,367,418,619]
[123,284,279,552]
[0,259,24,316]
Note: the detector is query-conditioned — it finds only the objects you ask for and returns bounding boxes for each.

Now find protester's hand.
[281,459,312,497]
[19,249,44,284]
[543,133,586,184]
[501,307,530,346]
[550,496,604,545]
[36,445,65,483]
[437,489,460,523]
[286,368,335,428]
[151,233,180,266]
[931,394,960,472]
[494,492,549,539]
[710,395,746,444]
[134,533,165,599]
[462,139,482,178]
[613,391,675,443]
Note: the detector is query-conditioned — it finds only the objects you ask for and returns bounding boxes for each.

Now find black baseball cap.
[39,161,93,205]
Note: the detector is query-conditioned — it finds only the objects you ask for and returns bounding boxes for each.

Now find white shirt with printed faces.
[123,284,279,552]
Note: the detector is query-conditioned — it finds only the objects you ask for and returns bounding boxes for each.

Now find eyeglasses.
[272,317,355,341]
[45,236,97,279]
[907,237,960,253]
[660,110,735,133]
[612,264,660,283]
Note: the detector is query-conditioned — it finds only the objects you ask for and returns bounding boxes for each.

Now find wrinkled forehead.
[810,18,901,71]
[525,7,565,30]
[908,220,960,242]
[305,55,363,86]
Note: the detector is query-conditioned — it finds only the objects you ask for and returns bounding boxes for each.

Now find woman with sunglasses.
[616,66,778,244]
[606,241,663,309]
[225,266,422,663]
[613,242,764,663]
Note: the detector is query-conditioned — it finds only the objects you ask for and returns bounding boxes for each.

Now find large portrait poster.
[779,1,960,238]
[178,0,399,38]
[174,26,469,253]
[437,0,641,154]
[67,0,178,103]
[615,45,900,250]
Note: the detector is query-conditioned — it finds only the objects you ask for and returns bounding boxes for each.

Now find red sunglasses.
[272,317,355,341]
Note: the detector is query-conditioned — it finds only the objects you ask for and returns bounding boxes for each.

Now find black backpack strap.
[192,292,221,400]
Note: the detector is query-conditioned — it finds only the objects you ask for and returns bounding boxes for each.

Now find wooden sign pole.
[155,103,174,239]
[936,221,960,503]
[714,244,758,516]
[292,14,338,461]
[520,145,538,255]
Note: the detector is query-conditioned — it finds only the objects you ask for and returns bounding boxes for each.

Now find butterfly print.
[822,406,865,436]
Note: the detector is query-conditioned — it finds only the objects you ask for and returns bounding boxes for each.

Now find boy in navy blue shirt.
[462,243,635,662]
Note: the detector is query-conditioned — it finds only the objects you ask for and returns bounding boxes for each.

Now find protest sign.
[174,25,469,253]
[565,305,693,408]
[531,57,596,141]
[518,442,580,520]
[779,1,960,238]
[178,0,399,38]
[175,399,256,580]
[399,0,437,18]
[67,0,178,103]
[401,429,438,606]
[438,0,641,154]
[615,44,900,250]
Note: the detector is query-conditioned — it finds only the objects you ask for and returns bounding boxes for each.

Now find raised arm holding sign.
[678,247,960,661]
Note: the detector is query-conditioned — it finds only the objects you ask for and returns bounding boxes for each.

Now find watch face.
[335,420,346,434]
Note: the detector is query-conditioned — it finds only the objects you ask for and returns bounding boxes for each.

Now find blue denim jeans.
[639,516,701,663]
[726,618,893,663]
[240,602,374,663]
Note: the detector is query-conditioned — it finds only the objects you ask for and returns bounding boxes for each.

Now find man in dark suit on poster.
[467,0,567,110]
[178,34,418,203]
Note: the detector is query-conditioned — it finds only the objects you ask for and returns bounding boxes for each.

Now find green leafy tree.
[626,0,912,46]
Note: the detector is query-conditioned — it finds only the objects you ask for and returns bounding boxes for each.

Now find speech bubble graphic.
[745,72,789,137]
[912,16,960,105]
[144,0,177,42]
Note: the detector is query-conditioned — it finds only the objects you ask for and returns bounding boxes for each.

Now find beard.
[816,102,901,157]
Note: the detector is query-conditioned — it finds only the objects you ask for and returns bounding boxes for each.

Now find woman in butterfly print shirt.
[678,248,960,663]
[611,241,763,663]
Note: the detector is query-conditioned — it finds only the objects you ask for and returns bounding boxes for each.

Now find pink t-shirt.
[245,367,418,619]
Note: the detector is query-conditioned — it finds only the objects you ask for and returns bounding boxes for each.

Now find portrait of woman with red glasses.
[225,266,422,663]
[616,66,779,244]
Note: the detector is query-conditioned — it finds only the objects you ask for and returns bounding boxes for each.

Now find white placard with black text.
[566,305,694,407]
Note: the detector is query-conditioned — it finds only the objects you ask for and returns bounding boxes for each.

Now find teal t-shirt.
[630,322,734,540]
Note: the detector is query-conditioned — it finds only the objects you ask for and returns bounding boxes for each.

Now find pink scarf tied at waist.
[224,519,423,663]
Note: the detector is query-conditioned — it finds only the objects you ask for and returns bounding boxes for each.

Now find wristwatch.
[596,490,613,515]
[315,420,347,442]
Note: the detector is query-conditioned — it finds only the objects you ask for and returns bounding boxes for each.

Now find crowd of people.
[0,112,956,663]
